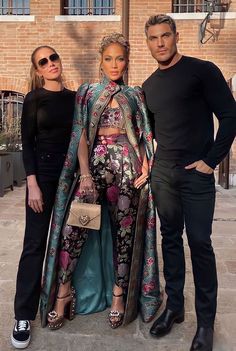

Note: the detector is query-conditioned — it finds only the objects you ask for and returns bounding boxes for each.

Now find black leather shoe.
[150,307,184,337]
[190,327,214,351]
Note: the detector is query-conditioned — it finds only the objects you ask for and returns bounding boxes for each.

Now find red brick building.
[0,0,235,184]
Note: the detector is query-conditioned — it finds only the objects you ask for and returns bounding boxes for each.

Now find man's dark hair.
[145,14,177,36]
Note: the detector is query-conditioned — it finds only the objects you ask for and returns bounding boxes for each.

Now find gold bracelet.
[80,174,93,182]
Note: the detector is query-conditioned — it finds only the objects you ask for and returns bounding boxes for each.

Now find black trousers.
[14,178,59,320]
[151,160,218,328]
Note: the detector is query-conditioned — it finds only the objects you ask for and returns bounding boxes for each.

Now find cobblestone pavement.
[0,183,235,351]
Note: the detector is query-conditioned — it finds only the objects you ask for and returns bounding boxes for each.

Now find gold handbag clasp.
[79,215,90,226]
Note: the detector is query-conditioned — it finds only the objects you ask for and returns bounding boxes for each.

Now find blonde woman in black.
[11,46,75,349]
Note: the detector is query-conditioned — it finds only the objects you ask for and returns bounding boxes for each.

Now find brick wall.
[0,0,235,184]
[129,0,236,83]
[128,0,236,186]
[0,0,123,92]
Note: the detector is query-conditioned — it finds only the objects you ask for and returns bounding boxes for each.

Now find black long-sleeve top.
[142,56,236,169]
[21,87,75,176]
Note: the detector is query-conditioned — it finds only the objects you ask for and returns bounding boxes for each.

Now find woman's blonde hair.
[99,33,130,56]
[99,33,130,79]
[29,45,58,91]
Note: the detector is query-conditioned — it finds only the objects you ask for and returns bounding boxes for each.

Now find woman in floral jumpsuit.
[41,33,162,331]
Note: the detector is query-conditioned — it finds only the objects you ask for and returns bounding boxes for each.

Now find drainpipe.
[122,0,130,84]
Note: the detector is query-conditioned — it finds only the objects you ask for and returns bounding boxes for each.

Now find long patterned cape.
[40,77,162,327]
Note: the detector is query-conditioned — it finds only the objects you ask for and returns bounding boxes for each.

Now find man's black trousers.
[151,160,218,328]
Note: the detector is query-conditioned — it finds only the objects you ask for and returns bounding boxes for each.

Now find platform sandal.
[108,292,124,329]
[47,286,76,330]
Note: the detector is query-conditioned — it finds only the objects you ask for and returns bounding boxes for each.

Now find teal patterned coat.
[40,77,162,327]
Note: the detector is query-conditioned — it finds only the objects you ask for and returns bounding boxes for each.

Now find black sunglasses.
[38,53,60,68]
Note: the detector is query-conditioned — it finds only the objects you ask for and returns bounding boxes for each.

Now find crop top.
[98,105,125,131]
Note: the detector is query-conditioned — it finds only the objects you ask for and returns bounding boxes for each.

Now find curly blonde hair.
[99,33,130,57]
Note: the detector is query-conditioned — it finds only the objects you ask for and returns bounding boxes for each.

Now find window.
[61,0,115,15]
[0,91,24,150]
[0,0,30,15]
[172,0,228,13]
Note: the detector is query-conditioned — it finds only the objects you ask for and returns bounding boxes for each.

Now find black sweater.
[142,56,236,169]
[21,87,75,176]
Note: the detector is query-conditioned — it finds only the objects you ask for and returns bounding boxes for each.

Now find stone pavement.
[0,183,235,351]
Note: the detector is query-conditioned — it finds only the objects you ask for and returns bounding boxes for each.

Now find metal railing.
[0,0,30,15]
[0,91,24,135]
[61,0,115,15]
[172,0,228,13]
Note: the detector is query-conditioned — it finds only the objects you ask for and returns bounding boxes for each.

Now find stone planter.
[0,152,14,197]
[9,151,26,186]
